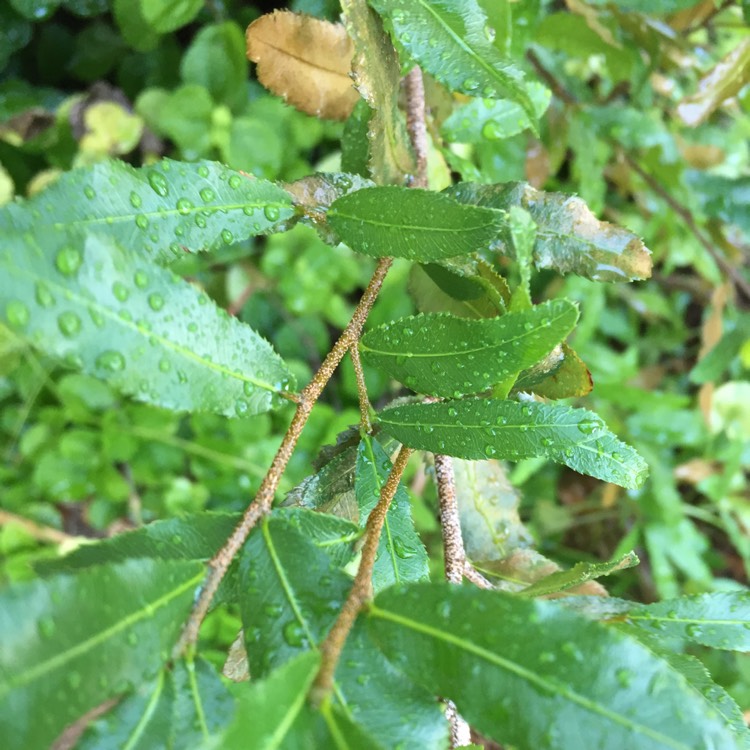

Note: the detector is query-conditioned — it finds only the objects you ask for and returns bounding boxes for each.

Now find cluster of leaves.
[1,0,749,749]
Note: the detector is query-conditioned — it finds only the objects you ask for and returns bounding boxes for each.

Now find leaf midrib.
[329,207,501,235]
[369,604,691,750]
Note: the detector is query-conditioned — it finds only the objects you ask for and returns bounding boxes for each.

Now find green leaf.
[518,551,639,598]
[341,0,416,185]
[690,325,748,385]
[211,651,321,750]
[327,186,505,261]
[0,230,295,417]
[517,342,593,399]
[378,399,649,489]
[180,22,248,111]
[355,436,429,591]
[113,0,159,52]
[446,181,653,282]
[0,159,294,263]
[361,299,578,397]
[341,100,372,179]
[140,0,203,33]
[367,583,743,750]
[78,658,234,749]
[369,0,535,119]
[9,0,60,21]
[0,559,203,750]
[608,592,750,652]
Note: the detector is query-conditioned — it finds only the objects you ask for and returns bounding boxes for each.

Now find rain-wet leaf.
[341,0,416,184]
[378,399,649,489]
[446,181,652,282]
[369,0,535,120]
[355,436,429,592]
[0,159,294,263]
[452,459,532,562]
[360,300,578,397]
[518,552,639,598]
[327,186,506,261]
[246,10,359,121]
[0,559,203,750]
[78,658,234,749]
[367,583,742,750]
[0,229,295,417]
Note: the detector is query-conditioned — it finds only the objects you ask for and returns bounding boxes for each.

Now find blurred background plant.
[1,0,749,710]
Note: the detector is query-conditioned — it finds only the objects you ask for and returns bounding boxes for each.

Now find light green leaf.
[0,159,294,263]
[0,230,295,417]
[515,342,593,399]
[367,583,743,750]
[78,658,234,749]
[378,399,649,489]
[341,0,416,185]
[518,551,639,598]
[341,100,372,179]
[327,186,505,261]
[139,0,203,33]
[355,436,429,591]
[369,0,535,119]
[361,300,577,397]
[0,559,203,750]
[447,181,653,282]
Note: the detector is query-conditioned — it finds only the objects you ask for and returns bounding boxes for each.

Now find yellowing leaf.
[246,11,360,121]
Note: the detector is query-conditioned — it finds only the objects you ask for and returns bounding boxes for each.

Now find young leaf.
[246,11,359,121]
[446,181,652,282]
[378,399,649,489]
[0,230,295,417]
[367,583,743,750]
[518,551,639,598]
[0,159,294,262]
[0,559,203,750]
[516,342,593,399]
[360,299,578,397]
[355,436,429,591]
[369,0,535,119]
[341,0,416,184]
[327,186,506,261]
[209,651,321,750]
[78,658,234,750]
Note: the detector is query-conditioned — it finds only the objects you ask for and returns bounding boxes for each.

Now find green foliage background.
[1,0,749,742]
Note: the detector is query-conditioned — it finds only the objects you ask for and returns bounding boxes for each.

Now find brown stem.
[310,445,413,704]
[349,342,372,433]
[404,66,429,188]
[434,454,465,584]
[174,257,393,656]
[0,510,74,545]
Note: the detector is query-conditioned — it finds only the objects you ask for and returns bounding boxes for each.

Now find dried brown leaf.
[246,10,359,121]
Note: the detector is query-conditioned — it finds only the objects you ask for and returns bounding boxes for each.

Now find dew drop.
[228,175,242,189]
[35,282,55,308]
[148,293,165,311]
[57,311,82,337]
[176,198,194,215]
[462,77,480,91]
[83,185,96,200]
[199,187,215,203]
[282,620,306,647]
[194,214,207,229]
[134,270,149,289]
[129,191,142,208]
[148,171,169,197]
[96,350,126,372]
[484,444,498,457]
[221,229,234,245]
[5,300,30,329]
[235,399,249,415]
[135,214,149,230]
[615,668,633,687]
[112,282,130,302]
[187,322,198,333]
[578,420,598,435]
[158,358,171,372]
[67,671,82,689]
[197,165,210,178]
[55,246,83,276]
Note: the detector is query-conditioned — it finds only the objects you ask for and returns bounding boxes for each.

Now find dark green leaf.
[367,583,742,750]
[360,299,578,397]
[328,186,505,261]
[0,230,295,416]
[341,100,372,179]
[370,0,535,119]
[0,159,294,262]
[0,559,203,750]
[446,182,653,282]
[78,658,234,749]
[355,436,429,591]
[378,399,649,489]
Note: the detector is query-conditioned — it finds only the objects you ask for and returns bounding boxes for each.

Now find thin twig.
[175,257,393,656]
[0,510,75,545]
[310,445,413,704]
[349,342,372,433]
[404,66,429,188]
[434,454,465,584]
[462,562,494,589]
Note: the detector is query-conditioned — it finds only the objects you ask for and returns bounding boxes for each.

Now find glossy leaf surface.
[0,559,203,750]
[360,299,578,397]
[327,186,505,261]
[370,0,534,118]
[0,230,295,416]
[378,399,649,489]
[0,159,294,262]
[447,181,652,282]
[367,583,742,750]
[355,436,429,591]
